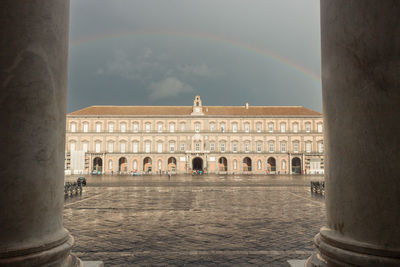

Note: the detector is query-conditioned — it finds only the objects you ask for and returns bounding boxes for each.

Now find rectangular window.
[180,123,185,131]
[120,143,126,153]
[83,123,88,133]
[158,123,163,132]
[245,143,250,152]
[121,123,126,132]
[210,123,215,131]
[195,143,200,152]
[318,143,324,153]
[280,123,286,133]
[170,123,175,133]
[293,123,298,133]
[232,124,237,133]
[145,123,151,133]
[318,124,323,133]
[109,123,114,133]
[170,143,175,153]
[306,123,311,133]
[195,123,200,133]
[306,143,312,153]
[269,143,274,153]
[257,143,262,152]
[96,123,101,132]
[245,123,250,133]
[256,123,262,132]
[145,142,151,153]
[70,143,75,152]
[281,143,287,152]
[268,123,274,132]
[108,143,113,153]
[220,143,225,152]
[71,123,76,132]
[95,143,101,153]
[133,142,138,153]
[82,142,88,153]
[210,143,215,151]
[293,143,299,153]
[157,143,163,153]
[220,124,225,133]
[180,143,185,151]
[233,143,238,152]
[133,123,138,132]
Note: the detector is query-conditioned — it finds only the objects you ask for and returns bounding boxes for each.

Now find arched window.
[108,122,114,133]
[232,142,238,153]
[293,141,299,153]
[220,142,226,152]
[180,122,185,131]
[245,142,250,152]
[209,122,215,131]
[220,123,225,132]
[157,122,163,132]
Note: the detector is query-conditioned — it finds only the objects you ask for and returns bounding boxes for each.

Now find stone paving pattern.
[64,175,325,266]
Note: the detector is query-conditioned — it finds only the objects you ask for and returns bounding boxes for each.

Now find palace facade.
[65,96,324,175]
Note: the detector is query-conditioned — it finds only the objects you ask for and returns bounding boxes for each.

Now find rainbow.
[70,29,321,83]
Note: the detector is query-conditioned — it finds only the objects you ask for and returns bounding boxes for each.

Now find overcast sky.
[67,0,321,113]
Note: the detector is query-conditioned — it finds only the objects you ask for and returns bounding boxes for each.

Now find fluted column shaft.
[308,1,400,266]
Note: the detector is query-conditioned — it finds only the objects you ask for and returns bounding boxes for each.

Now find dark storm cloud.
[67,0,321,112]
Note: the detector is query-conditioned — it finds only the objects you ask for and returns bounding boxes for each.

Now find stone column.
[307,1,400,266]
[0,1,81,266]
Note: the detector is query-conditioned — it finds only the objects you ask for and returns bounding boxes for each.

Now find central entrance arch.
[118,157,127,172]
[292,157,301,174]
[192,157,203,171]
[143,157,152,173]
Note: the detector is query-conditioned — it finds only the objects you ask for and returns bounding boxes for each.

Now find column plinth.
[0,1,81,266]
[307,1,400,266]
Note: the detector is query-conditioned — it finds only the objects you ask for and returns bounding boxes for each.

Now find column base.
[306,228,400,267]
[0,233,82,267]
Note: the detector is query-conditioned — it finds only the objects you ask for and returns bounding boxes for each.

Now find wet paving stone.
[64,175,325,266]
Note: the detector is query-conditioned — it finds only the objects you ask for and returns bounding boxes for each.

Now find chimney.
[245,102,249,109]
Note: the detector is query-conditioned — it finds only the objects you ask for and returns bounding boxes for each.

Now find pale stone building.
[65,96,324,175]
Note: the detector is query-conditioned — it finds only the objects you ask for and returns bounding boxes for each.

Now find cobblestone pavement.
[64,175,325,266]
